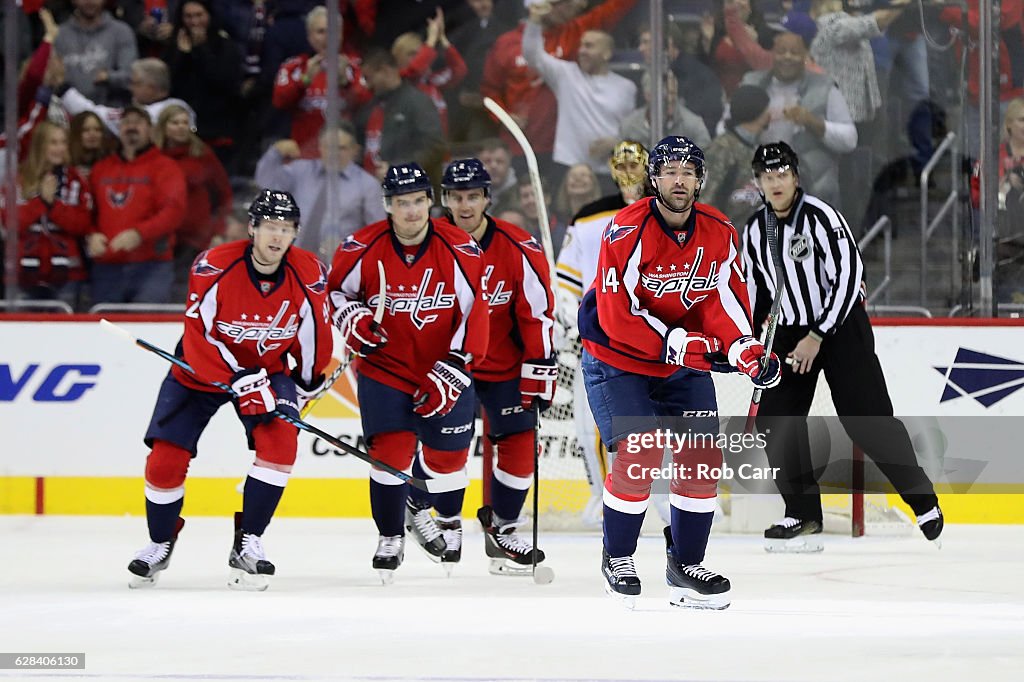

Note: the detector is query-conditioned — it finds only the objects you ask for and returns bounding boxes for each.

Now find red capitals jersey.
[328,219,489,394]
[579,198,753,378]
[436,216,554,382]
[173,241,334,393]
[272,53,373,157]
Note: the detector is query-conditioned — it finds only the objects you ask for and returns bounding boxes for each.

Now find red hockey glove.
[663,327,722,370]
[729,336,781,388]
[334,301,388,357]
[413,353,472,418]
[520,358,558,411]
[231,368,277,416]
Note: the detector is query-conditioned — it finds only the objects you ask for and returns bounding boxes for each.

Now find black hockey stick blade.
[99,319,468,494]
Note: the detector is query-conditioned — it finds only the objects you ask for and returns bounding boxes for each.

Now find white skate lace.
[774,517,801,529]
[376,535,403,558]
[681,564,720,583]
[496,524,534,554]
[409,507,444,542]
[917,507,941,526]
[134,541,170,565]
[439,520,462,552]
[608,555,638,579]
[240,533,267,561]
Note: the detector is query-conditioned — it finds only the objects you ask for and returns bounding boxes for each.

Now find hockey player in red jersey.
[127,189,334,591]
[578,136,781,609]
[327,163,489,584]
[404,158,556,576]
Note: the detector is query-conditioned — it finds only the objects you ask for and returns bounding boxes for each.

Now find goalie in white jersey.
[554,141,650,525]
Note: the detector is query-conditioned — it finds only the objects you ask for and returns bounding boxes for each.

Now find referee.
[741,142,943,552]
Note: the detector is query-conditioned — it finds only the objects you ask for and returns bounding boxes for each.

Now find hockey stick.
[99,319,467,494]
[744,210,784,434]
[299,261,387,418]
[531,404,555,584]
[482,97,556,274]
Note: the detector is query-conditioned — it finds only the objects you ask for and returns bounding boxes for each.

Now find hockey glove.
[520,358,558,412]
[291,370,328,411]
[729,336,782,388]
[413,353,472,418]
[663,327,722,370]
[334,301,388,357]
[231,368,277,416]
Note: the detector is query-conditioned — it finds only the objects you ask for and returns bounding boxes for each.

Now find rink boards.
[1,315,1022,522]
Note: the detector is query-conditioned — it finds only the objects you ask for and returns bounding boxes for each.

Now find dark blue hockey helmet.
[442,158,492,192]
[647,136,706,185]
[381,162,434,200]
[248,188,301,228]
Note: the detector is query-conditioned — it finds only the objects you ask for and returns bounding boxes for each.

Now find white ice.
[1,517,1022,682]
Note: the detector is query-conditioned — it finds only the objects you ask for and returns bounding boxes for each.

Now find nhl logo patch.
[788,234,811,261]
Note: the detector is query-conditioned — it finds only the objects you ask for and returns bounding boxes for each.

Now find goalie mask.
[608,140,649,199]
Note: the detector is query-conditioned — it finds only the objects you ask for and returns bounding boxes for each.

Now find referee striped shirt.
[741,190,864,336]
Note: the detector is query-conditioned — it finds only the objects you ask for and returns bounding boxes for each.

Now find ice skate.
[664,527,730,610]
[405,500,447,562]
[128,518,184,588]
[601,550,641,609]
[228,516,275,592]
[477,506,545,576]
[437,516,462,576]
[917,506,943,548]
[764,517,824,553]
[372,534,405,585]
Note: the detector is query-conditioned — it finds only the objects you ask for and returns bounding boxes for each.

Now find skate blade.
[668,586,730,610]
[377,569,396,586]
[487,558,535,577]
[442,561,457,577]
[764,536,824,553]
[930,537,943,550]
[227,568,270,592]
[128,573,160,589]
[603,582,637,610]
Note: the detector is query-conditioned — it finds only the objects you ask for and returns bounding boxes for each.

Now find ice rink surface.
[1,516,1022,682]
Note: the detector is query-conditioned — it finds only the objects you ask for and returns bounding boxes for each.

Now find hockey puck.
[532,566,555,584]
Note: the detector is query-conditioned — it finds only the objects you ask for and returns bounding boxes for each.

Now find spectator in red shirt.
[68,110,115,181]
[154,103,233,302]
[87,106,187,304]
[271,5,373,158]
[391,7,467,134]
[3,121,94,308]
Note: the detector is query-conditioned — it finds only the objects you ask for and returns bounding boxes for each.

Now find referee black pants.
[756,305,939,522]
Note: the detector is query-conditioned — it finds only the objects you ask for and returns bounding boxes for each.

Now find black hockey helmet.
[248,188,301,228]
[441,158,491,192]
[751,141,799,176]
[382,162,433,200]
[648,135,706,208]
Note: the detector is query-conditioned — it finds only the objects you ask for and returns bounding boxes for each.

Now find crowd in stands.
[1,0,1022,309]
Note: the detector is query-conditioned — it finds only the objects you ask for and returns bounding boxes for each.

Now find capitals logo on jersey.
[604,222,638,244]
[192,251,223,277]
[483,265,512,308]
[640,247,720,309]
[454,241,483,257]
[107,188,133,208]
[215,300,300,356]
[305,261,329,294]
[340,236,367,253]
[520,237,543,254]
[369,267,457,330]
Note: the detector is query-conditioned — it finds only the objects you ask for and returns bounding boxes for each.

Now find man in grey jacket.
[54,0,138,106]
